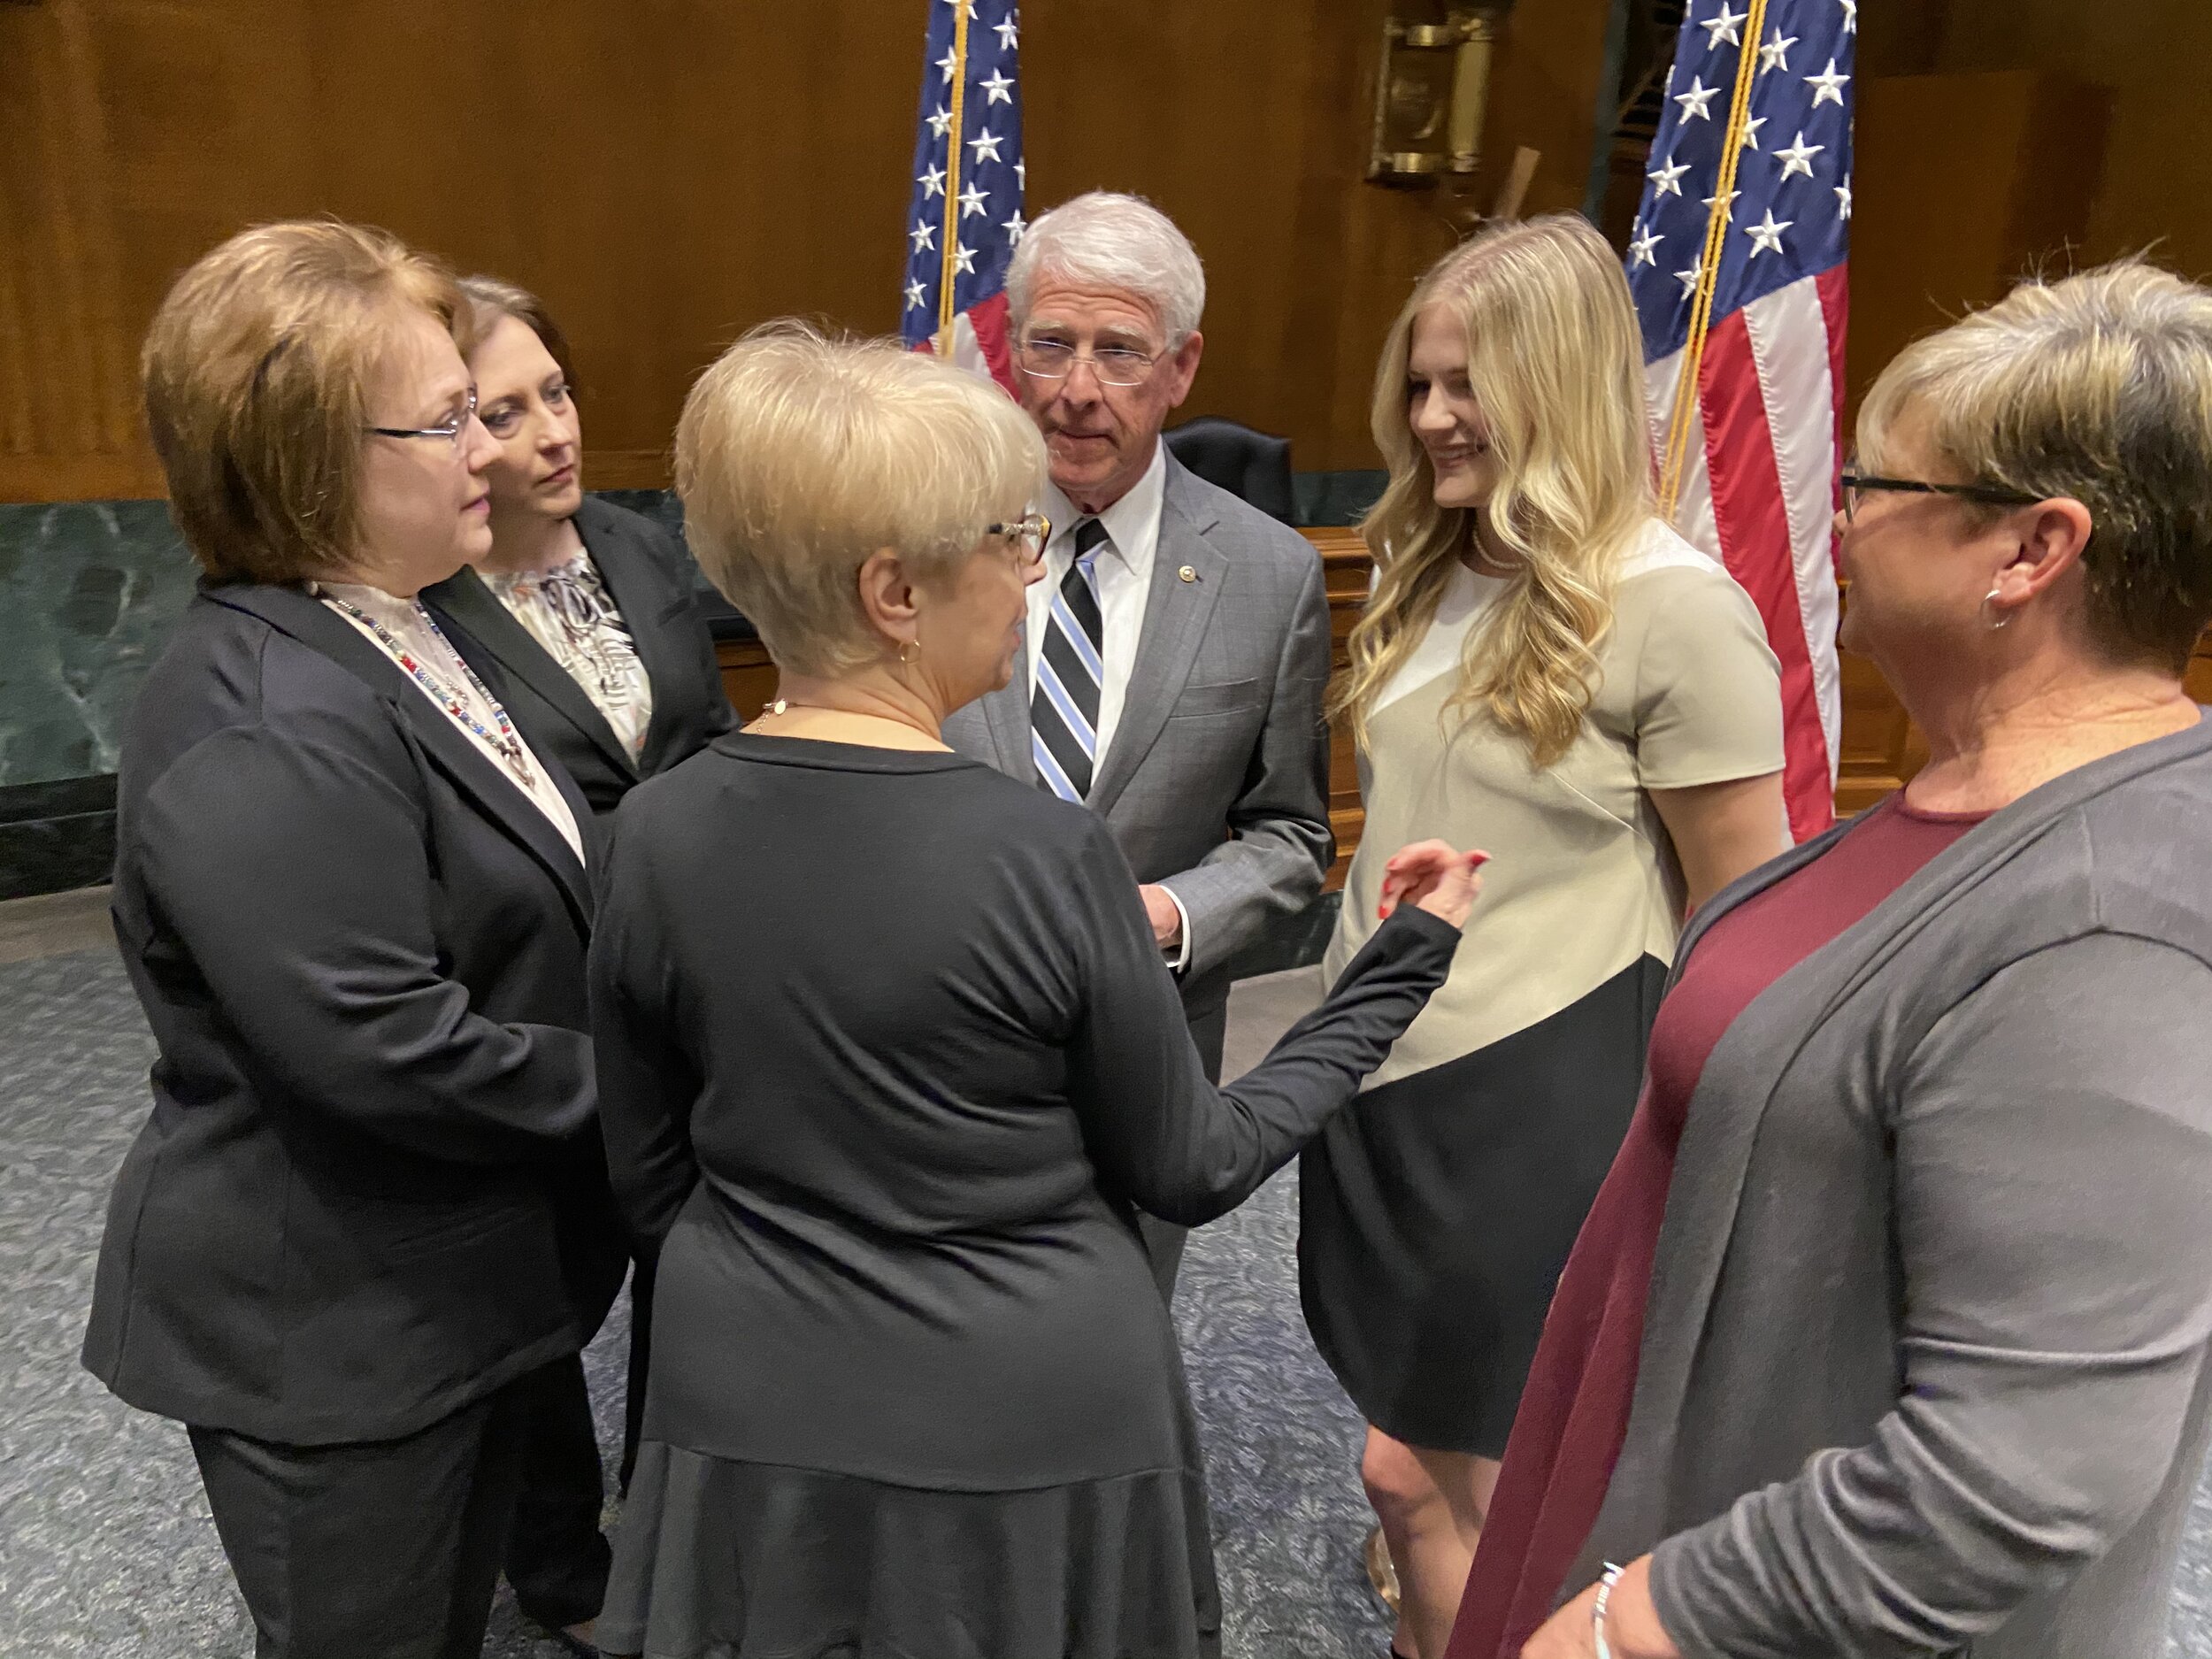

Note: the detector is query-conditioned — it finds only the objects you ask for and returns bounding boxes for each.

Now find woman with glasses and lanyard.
[418,276,731,1655]
[82,221,600,1659]
[1457,260,2212,1659]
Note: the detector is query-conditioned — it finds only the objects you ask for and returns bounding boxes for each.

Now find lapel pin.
[1179,565,1197,583]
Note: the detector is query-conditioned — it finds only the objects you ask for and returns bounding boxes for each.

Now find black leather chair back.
[1164,415,1297,525]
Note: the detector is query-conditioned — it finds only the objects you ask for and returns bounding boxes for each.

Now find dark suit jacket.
[81,584,604,1447]
[422,495,734,820]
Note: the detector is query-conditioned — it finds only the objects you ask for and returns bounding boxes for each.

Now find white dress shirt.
[317,582,586,864]
[1025,442,1191,968]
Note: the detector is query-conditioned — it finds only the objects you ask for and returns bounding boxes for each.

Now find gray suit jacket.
[1573,716,2212,1657]
[943,453,1333,1018]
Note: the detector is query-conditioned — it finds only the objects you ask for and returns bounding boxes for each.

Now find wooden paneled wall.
[1850,0,2209,424]
[1870,0,2212,287]
[0,0,1624,503]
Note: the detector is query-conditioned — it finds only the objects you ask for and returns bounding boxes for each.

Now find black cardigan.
[82,584,605,1445]
[589,733,1457,1486]
[422,496,734,819]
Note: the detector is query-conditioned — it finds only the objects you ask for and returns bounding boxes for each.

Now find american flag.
[900,0,1026,395]
[1626,0,1853,841]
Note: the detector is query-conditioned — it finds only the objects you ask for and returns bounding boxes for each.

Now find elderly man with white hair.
[946,192,1336,1296]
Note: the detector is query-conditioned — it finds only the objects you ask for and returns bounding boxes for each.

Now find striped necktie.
[1031,516,1109,802]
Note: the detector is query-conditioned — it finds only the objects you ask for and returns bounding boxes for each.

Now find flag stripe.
[1742,277,1844,762]
[969,291,1015,390]
[1646,347,1725,580]
[1697,310,1832,841]
[1817,264,1851,503]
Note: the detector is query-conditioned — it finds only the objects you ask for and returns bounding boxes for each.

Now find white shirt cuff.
[1161,885,1193,974]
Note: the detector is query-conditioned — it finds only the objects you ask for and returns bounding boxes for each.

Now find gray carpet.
[1,946,2208,1657]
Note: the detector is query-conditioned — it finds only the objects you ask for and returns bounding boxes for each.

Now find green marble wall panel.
[0,502,199,788]
[0,473,1379,791]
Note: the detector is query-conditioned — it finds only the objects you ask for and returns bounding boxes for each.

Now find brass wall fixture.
[1368,7,1508,185]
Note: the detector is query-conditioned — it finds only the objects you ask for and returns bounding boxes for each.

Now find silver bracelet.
[1593,1560,1627,1659]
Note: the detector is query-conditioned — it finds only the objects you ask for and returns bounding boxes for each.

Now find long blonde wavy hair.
[1336,215,1654,766]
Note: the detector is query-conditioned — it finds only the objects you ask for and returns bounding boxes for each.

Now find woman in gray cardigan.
[1452,258,2212,1659]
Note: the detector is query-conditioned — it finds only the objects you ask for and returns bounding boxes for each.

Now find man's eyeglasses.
[366,388,480,451]
[1839,469,2040,525]
[987,512,1053,563]
[1015,339,1162,388]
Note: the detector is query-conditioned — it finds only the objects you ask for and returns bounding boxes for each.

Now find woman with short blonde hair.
[1464,256,2212,1659]
[674,320,1051,673]
[1300,214,1789,1659]
[588,324,1484,1659]
[83,219,602,1659]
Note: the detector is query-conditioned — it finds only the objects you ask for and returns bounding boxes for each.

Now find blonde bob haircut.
[675,323,1047,677]
[1860,257,2212,674]
[1336,214,1653,766]
[142,219,468,585]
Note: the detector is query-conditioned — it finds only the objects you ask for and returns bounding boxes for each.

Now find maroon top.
[1447,795,1989,1658]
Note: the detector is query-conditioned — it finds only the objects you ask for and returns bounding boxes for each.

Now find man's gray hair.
[1007,192,1206,344]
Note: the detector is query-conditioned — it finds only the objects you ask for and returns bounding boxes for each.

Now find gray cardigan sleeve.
[1650,933,2212,1656]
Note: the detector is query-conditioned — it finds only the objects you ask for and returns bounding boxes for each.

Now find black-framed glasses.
[366,387,480,451]
[986,511,1053,563]
[1839,469,2040,525]
[1015,338,1163,388]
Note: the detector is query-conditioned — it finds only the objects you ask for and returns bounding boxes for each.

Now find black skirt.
[1297,956,1665,1457]
[597,1442,1222,1659]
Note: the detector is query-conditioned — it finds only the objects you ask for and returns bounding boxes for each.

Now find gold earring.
[1981,587,2010,631]
[898,636,922,666]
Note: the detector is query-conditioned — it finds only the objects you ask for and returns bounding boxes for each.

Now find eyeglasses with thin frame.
[1015,337,1164,388]
[365,387,480,451]
[986,512,1053,564]
[1838,468,2040,525]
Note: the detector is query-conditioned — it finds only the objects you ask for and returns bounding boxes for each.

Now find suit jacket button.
[1179,565,1196,582]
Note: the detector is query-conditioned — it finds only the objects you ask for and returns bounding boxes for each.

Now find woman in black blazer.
[81,221,601,1659]
[419,279,733,1639]
[423,276,732,819]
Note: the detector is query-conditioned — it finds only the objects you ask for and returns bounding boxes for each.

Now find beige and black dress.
[1300,519,1786,1456]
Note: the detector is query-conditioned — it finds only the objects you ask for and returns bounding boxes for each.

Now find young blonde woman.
[1298,215,1790,1659]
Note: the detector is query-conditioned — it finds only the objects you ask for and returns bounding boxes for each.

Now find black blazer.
[422,496,734,818]
[81,584,604,1447]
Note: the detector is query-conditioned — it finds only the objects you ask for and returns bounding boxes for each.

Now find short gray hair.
[1007,192,1206,344]
[1861,257,2212,673]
